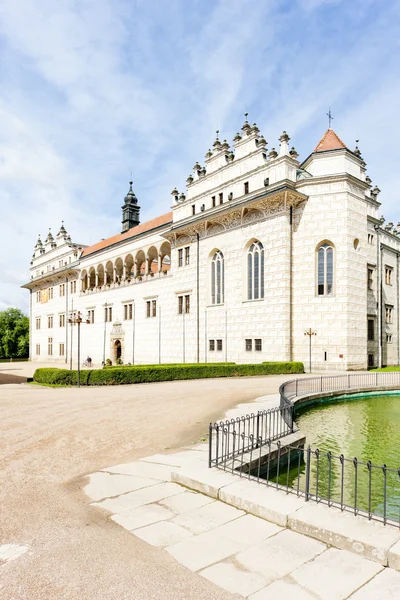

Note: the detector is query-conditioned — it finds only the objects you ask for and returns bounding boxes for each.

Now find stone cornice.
[22,265,80,290]
[164,186,307,247]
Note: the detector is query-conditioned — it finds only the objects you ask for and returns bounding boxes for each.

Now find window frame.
[367,319,374,341]
[245,339,252,352]
[211,251,224,305]
[209,339,215,351]
[316,242,335,297]
[247,241,264,301]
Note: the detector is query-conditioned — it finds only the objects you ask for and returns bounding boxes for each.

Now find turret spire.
[121,180,140,233]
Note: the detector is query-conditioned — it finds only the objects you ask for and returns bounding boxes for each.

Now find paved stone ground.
[1,363,310,600]
[84,394,400,599]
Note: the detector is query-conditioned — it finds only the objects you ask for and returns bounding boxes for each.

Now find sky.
[1,0,400,312]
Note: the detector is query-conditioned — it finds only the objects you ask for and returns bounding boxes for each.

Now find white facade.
[23,120,400,370]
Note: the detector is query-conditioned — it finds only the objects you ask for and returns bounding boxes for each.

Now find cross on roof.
[326,107,333,129]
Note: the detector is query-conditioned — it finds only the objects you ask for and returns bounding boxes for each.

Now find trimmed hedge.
[33,362,304,386]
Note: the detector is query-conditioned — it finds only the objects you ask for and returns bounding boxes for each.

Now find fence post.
[208,423,212,468]
[320,376,323,392]
[256,412,260,448]
[305,445,311,501]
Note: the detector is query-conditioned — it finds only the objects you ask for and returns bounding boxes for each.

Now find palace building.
[23,117,399,370]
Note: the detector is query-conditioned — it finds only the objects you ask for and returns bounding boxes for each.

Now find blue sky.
[1,0,399,311]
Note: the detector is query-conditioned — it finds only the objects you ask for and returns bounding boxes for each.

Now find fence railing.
[217,438,400,527]
[280,371,400,406]
[209,372,400,527]
[208,405,294,469]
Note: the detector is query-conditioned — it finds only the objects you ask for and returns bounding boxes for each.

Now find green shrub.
[33,361,304,386]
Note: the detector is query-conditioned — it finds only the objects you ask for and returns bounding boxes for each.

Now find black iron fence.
[208,405,294,469]
[209,372,400,527]
[217,438,400,527]
[280,371,400,405]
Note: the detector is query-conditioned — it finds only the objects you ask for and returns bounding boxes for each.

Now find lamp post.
[68,310,90,387]
[304,328,317,373]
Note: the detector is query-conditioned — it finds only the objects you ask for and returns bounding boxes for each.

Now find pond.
[279,393,400,522]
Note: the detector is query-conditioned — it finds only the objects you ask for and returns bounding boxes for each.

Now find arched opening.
[125,254,134,280]
[88,267,96,290]
[97,264,105,287]
[135,250,146,276]
[115,257,124,282]
[114,339,122,361]
[81,269,88,292]
[105,261,114,285]
[147,246,158,274]
[160,241,171,273]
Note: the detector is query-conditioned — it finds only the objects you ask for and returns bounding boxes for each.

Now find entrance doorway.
[114,339,122,362]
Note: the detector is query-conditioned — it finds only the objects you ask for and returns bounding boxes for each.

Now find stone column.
[95,273,99,287]
[158,254,163,273]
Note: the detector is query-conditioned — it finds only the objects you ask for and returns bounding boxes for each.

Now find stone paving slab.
[218,478,304,527]
[387,538,400,570]
[84,471,162,501]
[160,490,214,514]
[172,500,245,534]
[133,521,193,547]
[172,466,239,499]
[248,580,316,600]
[167,529,245,571]
[111,503,174,530]
[234,529,326,585]
[102,460,177,481]
[0,544,28,564]
[208,515,282,548]
[291,548,383,600]
[348,567,400,599]
[200,561,268,597]
[94,482,184,514]
[288,501,400,565]
[140,451,206,467]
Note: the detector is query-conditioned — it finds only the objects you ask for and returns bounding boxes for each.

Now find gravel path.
[0,374,293,600]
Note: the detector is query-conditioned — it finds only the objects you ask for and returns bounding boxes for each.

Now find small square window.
[216,339,223,351]
[245,339,252,351]
[255,339,262,351]
[209,339,215,351]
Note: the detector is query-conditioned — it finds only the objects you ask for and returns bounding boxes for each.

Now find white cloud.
[0,0,399,311]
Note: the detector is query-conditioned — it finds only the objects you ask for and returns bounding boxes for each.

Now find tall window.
[59,314,65,327]
[247,242,264,300]
[48,337,53,356]
[317,243,334,296]
[49,287,53,299]
[59,283,65,297]
[211,251,224,305]
[185,246,190,265]
[36,317,41,330]
[88,309,95,323]
[104,307,112,322]
[48,315,53,328]
[70,280,76,294]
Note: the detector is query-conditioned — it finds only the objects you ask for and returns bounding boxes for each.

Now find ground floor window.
[254,339,262,351]
[368,354,374,367]
[245,339,252,351]
[48,337,53,356]
[36,344,40,355]
[59,343,65,356]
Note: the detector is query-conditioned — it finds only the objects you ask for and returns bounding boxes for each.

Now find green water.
[282,394,400,521]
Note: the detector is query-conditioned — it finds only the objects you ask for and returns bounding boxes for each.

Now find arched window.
[211,251,224,304]
[247,241,264,300]
[317,242,334,296]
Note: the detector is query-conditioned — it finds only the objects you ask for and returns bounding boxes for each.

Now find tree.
[0,308,29,359]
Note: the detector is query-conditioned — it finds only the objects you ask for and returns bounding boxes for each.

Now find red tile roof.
[81,212,173,257]
[314,129,347,152]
